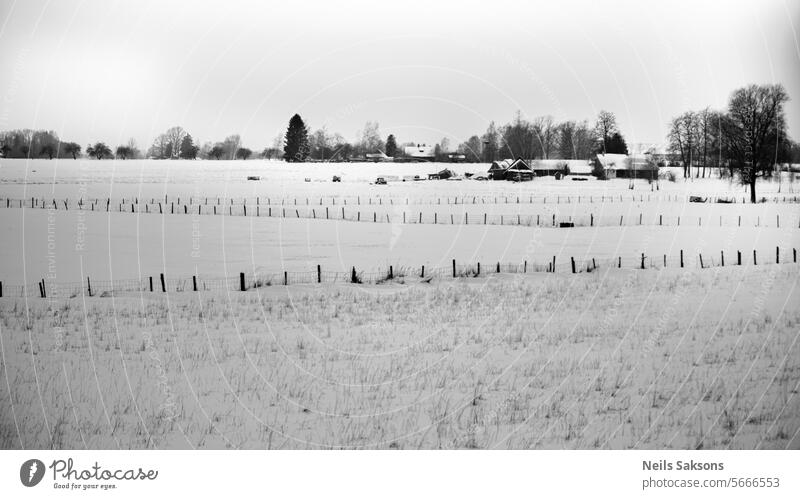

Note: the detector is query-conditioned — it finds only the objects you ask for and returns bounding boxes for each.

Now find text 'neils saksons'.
[643,460,724,471]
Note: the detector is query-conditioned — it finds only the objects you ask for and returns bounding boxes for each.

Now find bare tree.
[501,112,536,159]
[723,83,789,202]
[358,121,382,155]
[222,134,241,160]
[531,115,556,159]
[695,108,713,178]
[165,126,187,159]
[594,110,619,154]
[668,111,699,179]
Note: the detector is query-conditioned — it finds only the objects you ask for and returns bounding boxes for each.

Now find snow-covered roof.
[531,159,591,174]
[489,159,514,171]
[595,153,630,170]
[404,145,435,158]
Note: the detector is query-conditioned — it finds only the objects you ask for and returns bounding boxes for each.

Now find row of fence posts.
[12,192,800,211]
[6,197,799,229]
[3,248,798,298]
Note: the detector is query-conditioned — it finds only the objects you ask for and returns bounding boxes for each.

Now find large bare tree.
[165,126,187,159]
[723,83,789,202]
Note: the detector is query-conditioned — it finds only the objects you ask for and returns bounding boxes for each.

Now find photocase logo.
[20,459,45,487]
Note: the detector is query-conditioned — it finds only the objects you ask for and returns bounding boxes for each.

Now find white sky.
[0,0,798,150]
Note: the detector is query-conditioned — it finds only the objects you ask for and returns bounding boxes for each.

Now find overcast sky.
[0,0,798,151]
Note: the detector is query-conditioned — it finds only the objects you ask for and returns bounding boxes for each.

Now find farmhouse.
[488,158,533,181]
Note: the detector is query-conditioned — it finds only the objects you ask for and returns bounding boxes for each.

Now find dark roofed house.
[488,159,513,180]
[505,158,534,182]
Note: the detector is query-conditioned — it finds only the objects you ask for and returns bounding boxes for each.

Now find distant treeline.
[1,83,798,202]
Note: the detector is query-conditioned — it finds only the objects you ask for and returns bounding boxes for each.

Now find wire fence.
[2,249,797,299]
[4,197,800,229]
[3,190,800,212]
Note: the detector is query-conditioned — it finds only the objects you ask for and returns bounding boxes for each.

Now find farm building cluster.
[487,153,659,181]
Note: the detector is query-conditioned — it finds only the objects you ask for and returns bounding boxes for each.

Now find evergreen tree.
[385,134,397,157]
[283,114,310,162]
[179,134,198,159]
[606,132,628,154]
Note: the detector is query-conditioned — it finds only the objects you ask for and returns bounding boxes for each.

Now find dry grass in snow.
[1,265,799,449]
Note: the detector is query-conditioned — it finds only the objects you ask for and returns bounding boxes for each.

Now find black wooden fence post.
[641,253,645,269]
[452,259,456,278]
[317,265,321,283]
[754,250,757,265]
[721,251,724,267]
[571,257,576,274]
[680,250,684,268]
[351,267,357,283]
[239,272,246,291]
[552,256,556,273]
[738,251,742,266]
[149,276,153,292]
[87,277,92,297]
[193,276,198,292]
[421,265,425,278]
[160,273,166,292]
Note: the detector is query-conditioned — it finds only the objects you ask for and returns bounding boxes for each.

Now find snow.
[1,267,797,449]
[0,159,797,285]
[1,158,798,449]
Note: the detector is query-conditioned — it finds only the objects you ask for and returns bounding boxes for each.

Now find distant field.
[1,159,798,284]
[1,267,798,449]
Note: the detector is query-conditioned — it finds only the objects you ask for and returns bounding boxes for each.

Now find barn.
[595,154,658,179]
[531,159,592,177]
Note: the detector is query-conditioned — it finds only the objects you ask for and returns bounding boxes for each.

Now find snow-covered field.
[1,267,798,449]
[1,159,799,450]
[0,159,798,284]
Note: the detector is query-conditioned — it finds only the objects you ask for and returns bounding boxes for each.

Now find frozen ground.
[1,267,798,449]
